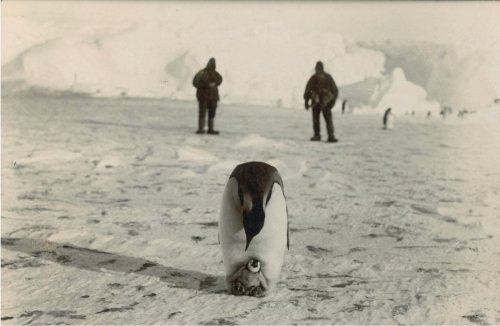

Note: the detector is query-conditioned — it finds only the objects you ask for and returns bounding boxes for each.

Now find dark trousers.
[198,99,217,130]
[312,104,334,138]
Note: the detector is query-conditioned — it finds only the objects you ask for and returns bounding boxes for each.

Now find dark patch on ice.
[98,259,117,266]
[455,246,478,252]
[19,311,43,318]
[87,219,100,224]
[363,226,404,241]
[46,310,78,318]
[135,285,145,291]
[448,268,471,273]
[306,245,330,254]
[374,200,396,207]
[470,235,494,241]
[442,216,458,223]
[96,302,138,314]
[1,317,14,321]
[19,310,43,324]
[330,280,356,288]
[168,311,181,319]
[14,206,58,212]
[107,283,124,289]
[192,236,205,242]
[81,295,90,298]
[395,245,442,249]
[416,267,440,274]
[1,238,16,246]
[143,292,157,297]
[2,238,224,294]
[410,204,438,215]
[128,229,139,236]
[61,244,110,254]
[290,227,334,235]
[433,238,456,243]
[344,303,371,312]
[363,221,383,228]
[2,258,46,269]
[301,316,330,321]
[57,215,73,220]
[68,315,86,320]
[136,262,157,272]
[202,318,234,325]
[199,276,218,289]
[392,305,409,316]
[56,255,71,263]
[194,221,218,228]
[462,313,488,325]
[439,198,463,203]
[349,247,366,253]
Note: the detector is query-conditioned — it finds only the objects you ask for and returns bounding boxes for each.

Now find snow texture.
[2,95,500,325]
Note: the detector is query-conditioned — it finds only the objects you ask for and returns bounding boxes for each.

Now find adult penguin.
[218,162,289,296]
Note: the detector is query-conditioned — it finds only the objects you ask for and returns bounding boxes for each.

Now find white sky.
[2,1,500,63]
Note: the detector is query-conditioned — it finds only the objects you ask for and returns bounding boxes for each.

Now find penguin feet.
[231,281,246,296]
[246,285,265,297]
[230,281,265,297]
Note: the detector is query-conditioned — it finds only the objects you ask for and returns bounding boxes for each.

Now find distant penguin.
[218,162,289,296]
[383,108,394,130]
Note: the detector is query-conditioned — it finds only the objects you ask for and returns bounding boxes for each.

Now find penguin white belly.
[219,180,287,291]
[386,114,394,129]
[245,183,287,287]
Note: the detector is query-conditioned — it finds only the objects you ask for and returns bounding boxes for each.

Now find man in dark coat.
[303,61,339,142]
[193,58,223,134]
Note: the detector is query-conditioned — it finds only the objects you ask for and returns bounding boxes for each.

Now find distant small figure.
[427,111,432,119]
[411,110,415,117]
[383,107,393,130]
[342,99,348,114]
[458,110,469,118]
[303,61,339,143]
[193,58,223,134]
[440,106,452,119]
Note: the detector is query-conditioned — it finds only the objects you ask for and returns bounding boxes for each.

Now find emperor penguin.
[219,161,289,296]
[383,107,394,130]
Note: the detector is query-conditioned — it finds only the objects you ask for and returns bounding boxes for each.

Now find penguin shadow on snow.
[1,238,225,294]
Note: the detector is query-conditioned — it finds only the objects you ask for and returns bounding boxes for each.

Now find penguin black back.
[229,162,284,250]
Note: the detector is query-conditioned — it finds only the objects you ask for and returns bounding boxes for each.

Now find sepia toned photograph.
[1,1,499,324]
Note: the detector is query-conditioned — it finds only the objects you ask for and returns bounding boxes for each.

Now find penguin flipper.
[286,204,290,250]
[287,221,290,250]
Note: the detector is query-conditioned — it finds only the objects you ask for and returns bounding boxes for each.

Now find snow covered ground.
[1,95,500,324]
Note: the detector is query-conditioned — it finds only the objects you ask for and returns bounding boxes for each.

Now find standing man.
[193,58,223,134]
[303,61,339,143]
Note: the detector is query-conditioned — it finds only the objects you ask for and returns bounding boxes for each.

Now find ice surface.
[2,95,500,324]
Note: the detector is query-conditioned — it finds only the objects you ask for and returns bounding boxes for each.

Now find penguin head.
[315,61,324,73]
[242,200,265,251]
[246,259,261,273]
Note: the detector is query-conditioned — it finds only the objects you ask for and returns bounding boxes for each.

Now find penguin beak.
[245,237,252,251]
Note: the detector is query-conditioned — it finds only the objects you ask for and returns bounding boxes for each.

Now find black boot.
[207,118,219,135]
[310,134,321,141]
[196,116,205,134]
[327,136,339,143]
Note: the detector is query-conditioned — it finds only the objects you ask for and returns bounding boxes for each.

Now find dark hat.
[315,61,324,73]
[207,57,216,70]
